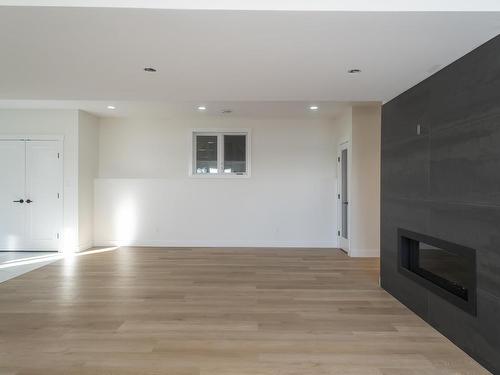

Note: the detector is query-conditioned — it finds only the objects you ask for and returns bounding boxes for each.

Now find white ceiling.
[0,100,354,119]
[0,7,499,105]
[3,0,500,11]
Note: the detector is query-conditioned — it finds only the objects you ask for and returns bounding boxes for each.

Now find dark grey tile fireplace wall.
[381,34,500,374]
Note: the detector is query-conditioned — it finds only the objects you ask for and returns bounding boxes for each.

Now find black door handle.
[26,199,33,204]
[13,199,24,203]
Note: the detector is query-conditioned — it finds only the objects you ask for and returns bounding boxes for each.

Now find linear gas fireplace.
[398,229,477,315]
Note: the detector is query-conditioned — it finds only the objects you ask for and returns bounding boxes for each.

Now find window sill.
[189,173,251,179]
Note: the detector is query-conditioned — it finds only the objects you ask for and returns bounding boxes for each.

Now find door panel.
[338,145,349,253]
[0,141,26,250]
[341,148,348,239]
[25,141,62,250]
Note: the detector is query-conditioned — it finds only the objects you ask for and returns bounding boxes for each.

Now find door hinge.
[57,153,60,159]
[337,231,340,236]
[337,157,340,162]
[337,194,340,199]
[56,233,60,239]
[57,193,60,199]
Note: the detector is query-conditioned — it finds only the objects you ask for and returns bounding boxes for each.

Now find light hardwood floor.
[0,247,489,375]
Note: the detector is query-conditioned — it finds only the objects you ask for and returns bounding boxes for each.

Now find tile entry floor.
[0,251,60,284]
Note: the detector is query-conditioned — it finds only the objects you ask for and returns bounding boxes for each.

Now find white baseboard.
[349,248,380,258]
[93,239,337,249]
[78,241,94,252]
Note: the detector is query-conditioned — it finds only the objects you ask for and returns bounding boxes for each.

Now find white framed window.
[190,129,251,177]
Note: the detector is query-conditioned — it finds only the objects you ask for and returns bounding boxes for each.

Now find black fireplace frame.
[397,228,477,316]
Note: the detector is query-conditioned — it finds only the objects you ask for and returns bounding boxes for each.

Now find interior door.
[25,140,63,251]
[0,140,26,250]
[338,144,349,253]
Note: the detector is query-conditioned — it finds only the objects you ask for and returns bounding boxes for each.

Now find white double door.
[0,139,63,251]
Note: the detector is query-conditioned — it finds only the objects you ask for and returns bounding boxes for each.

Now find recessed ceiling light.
[348,69,362,74]
[197,106,207,111]
[144,67,157,72]
[107,105,116,110]
[309,105,319,111]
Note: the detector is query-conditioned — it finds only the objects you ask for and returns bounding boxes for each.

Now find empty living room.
[1,1,500,374]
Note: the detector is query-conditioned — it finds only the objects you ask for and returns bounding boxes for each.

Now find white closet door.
[25,140,63,251]
[0,140,26,250]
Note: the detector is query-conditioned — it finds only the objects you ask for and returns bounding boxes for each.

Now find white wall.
[330,104,381,257]
[95,114,338,247]
[77,110,99,251]
[350,104,381,257]
[333,107,352,146]
[0,109,79,251]
[0,106,381,253]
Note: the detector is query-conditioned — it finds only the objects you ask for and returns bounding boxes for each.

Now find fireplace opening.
[398,229,476,315]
